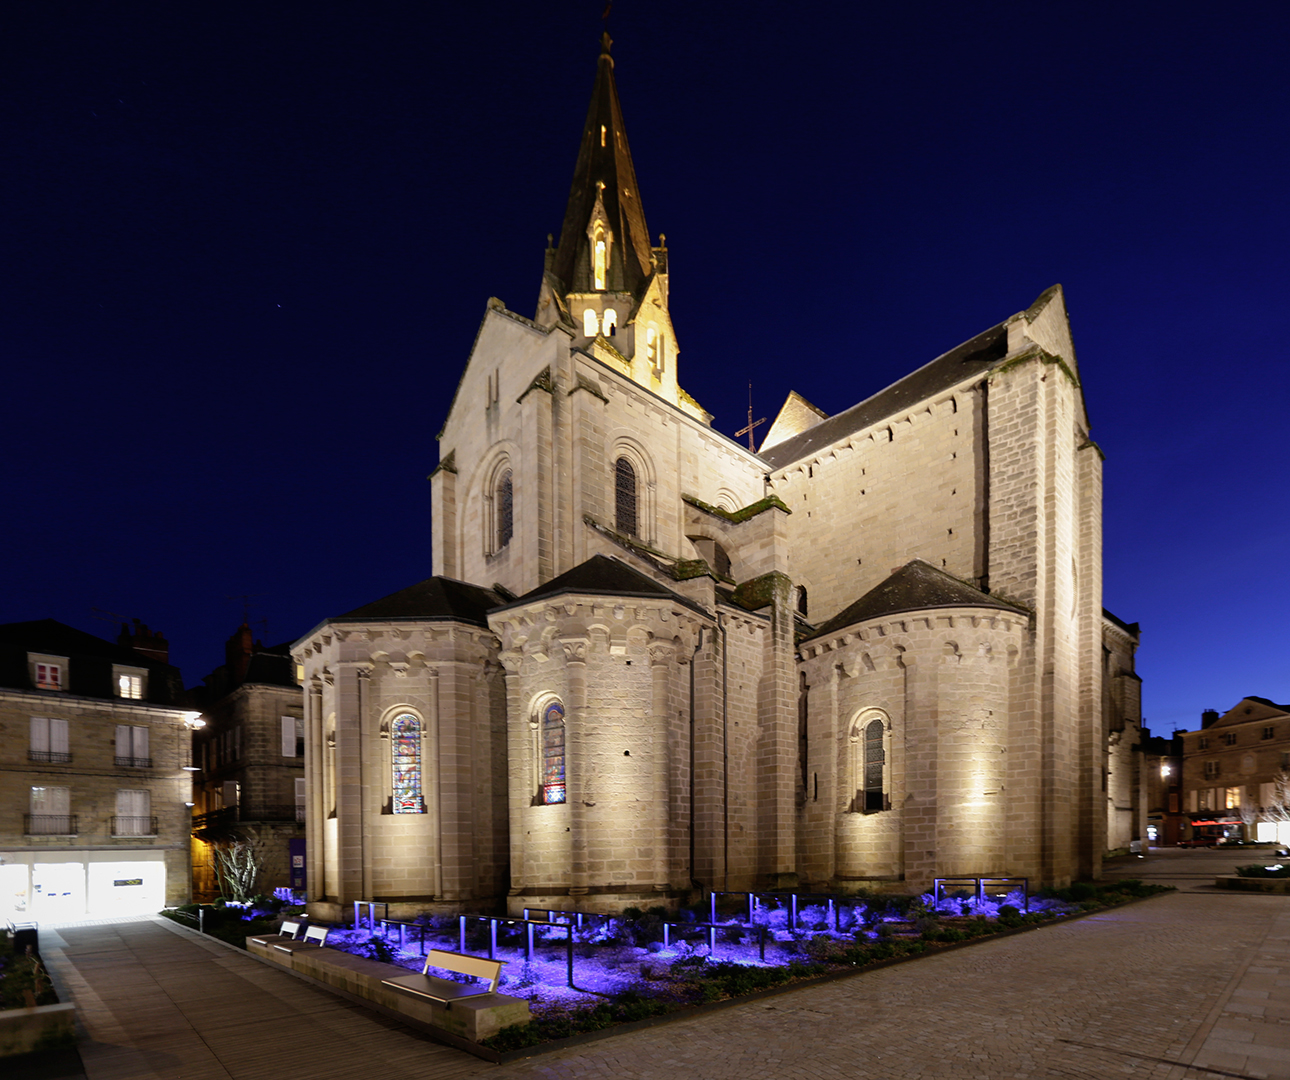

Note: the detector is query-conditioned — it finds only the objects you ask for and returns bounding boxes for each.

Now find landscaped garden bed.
[0,929,75,1058]
[167,878,1171,1053]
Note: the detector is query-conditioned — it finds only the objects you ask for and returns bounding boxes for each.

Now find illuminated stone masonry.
[295,32,1142,920]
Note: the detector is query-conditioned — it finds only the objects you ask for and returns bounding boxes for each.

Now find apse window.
[391,713,425,813]
[541,700,566,804]
[862,718,886,812]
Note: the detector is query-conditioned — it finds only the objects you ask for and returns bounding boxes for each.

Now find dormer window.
[583,308,598,336]
[602,308,617,336]
[30,654,67,692]
[113,665,147,700]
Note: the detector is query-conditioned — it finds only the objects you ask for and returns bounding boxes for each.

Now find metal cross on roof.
[734,382,766,452]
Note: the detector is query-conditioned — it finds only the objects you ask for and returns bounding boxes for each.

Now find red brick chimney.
[119,620,169,664]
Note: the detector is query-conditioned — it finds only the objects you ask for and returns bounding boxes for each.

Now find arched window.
[583,308,598,337]
[849,711,889,813]
[496,470,513,549]
[593,230,607,290]
[541,701,566,804]
[391,713,424,814]
[602,308,617,336]
[615,457,637,536]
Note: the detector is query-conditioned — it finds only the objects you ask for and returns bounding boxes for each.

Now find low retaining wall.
[1214,876,1290,894]
[0,1002,76,1058]
[247,938,530,1042]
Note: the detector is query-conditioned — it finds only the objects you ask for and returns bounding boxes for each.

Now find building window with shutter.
[294,777,306,822]
[282,716,304,757]
[30,717,71,763]
[27,786,73,835]
[113,789,153,836]
[115,725,151,767]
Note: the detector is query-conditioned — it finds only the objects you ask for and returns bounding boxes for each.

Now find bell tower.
[536,33,680,403]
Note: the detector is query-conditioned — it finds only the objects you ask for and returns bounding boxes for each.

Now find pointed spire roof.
[550,33,655,298]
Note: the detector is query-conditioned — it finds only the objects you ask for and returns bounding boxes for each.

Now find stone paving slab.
[31,863,1290,1080]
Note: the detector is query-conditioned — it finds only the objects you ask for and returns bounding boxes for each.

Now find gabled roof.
[0,618,187,704]
[760,322,1010,469]
[494,554,700,614]
[1208,697,1290,727]
[334,577,503,627]
[549,33,655,298]
[802,560,1026,642]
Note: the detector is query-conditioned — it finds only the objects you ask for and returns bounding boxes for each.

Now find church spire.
[549,32,655,299]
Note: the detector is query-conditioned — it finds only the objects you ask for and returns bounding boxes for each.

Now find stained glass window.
[863,718,885,812]
[497,470,513,549]
[615,457,637,537]
[541,701,566,805]
[392,713,424,814]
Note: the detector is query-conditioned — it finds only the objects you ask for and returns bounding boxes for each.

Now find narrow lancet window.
[392,713,424,813]
[863,718,885,812]
[615,457,637,536]
[497,470,513,549]
[542,701,566,804]
[594,235,607,290]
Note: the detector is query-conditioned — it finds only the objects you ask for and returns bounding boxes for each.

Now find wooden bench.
[249,918,304,948]
[272,924,329,955]
[381,948,506,1005]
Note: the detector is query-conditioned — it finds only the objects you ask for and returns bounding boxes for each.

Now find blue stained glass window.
[542,701,566,805]
[392,713,424,814]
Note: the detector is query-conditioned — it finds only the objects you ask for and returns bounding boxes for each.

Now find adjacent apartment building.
[1180,697,1290,845]
[190,624,305,901]
[0,619,197,920]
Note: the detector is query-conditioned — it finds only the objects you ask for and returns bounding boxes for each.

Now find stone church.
[295,35,1143,921]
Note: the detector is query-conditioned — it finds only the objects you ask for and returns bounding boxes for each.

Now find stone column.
[334,663,365,906]
[357,664,373,900]
[499,651,526,897]
[427,666,443,900]
[649,641,676,891]
[306,679,324,900]
[561,637,590,897]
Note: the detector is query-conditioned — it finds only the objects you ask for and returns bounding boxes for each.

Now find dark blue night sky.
[3,2,1288,733]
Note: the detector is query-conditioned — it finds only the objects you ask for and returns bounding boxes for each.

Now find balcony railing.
[25,814,77,835]
[111,815,159,837]
[115,755,153,768]
[28,750,72,763]
[192,804,306,830]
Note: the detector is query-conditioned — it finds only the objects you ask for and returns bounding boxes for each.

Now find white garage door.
[88,861,165,918]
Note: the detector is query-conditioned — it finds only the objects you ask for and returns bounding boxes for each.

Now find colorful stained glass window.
[541,701,566,804]
[392,713,424,814]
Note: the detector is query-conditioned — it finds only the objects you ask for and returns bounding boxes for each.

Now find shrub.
[357,935,395,963]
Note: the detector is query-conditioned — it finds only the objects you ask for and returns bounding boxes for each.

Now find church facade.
[295,36,1142,920]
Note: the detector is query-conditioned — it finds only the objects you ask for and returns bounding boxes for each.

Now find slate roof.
[549,34,655,299]
[802,560,1027,642]
[496,554,700,613]
[0,618,187,705]
[759,322,1010,469]
[334,577,504,627]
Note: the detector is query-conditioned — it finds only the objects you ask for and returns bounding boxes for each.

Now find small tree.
[1265,769,1290,826]
[209,828,264,903]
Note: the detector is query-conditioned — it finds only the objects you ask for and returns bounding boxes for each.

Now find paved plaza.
[19,849,1290,1080]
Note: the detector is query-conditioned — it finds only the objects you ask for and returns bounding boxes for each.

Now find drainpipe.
[688,628,704,890]
[720,612,729,891]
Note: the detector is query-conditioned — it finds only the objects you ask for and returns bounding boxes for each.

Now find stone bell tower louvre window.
[391,713,425,814]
